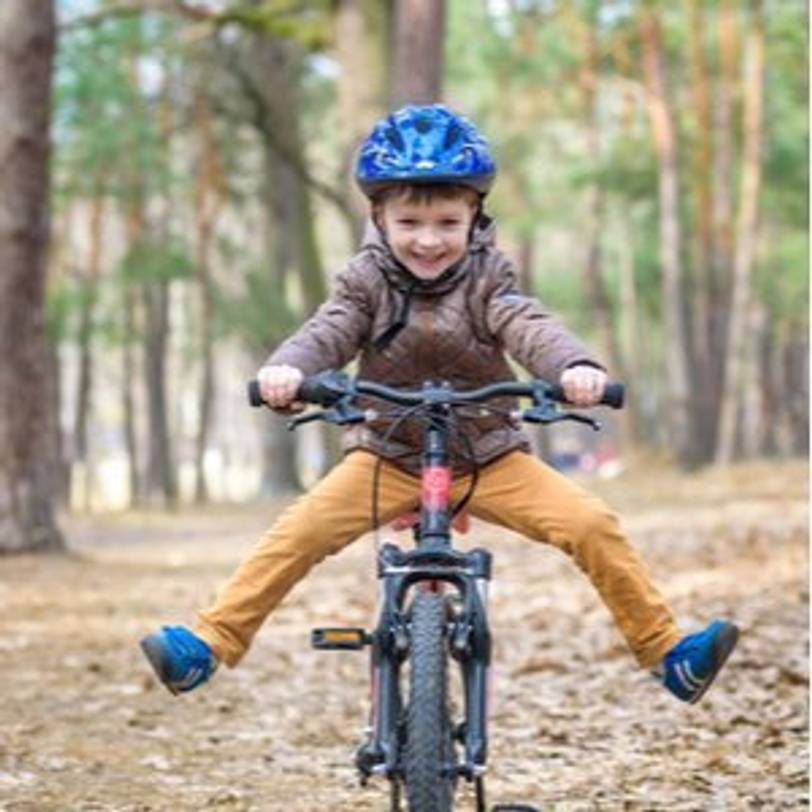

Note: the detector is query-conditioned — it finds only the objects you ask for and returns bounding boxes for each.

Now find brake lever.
[287,397,371,431]
[566,413,602,431]
[521,405,602,431]
[287,410,325,431]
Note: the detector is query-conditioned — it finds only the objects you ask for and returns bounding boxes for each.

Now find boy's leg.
[196,451,419,667]
[463,451,681,668]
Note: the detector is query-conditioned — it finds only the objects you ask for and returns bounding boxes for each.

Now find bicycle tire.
[403,591,456,812]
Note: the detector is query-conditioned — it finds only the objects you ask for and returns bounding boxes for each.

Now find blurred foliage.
[119,238,194,284]
[48,0,808,471]
[52,0,808,331]
[757,5,808,321]
[54,15,171,203]
[45,276,88,343]
[446,0,807,332]
[217,265,299,353]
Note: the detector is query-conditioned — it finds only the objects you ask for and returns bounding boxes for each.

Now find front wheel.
[403,591,456,811]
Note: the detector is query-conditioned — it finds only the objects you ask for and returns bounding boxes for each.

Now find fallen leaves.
[0,465,807,810]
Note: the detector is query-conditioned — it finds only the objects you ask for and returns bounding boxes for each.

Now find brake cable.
[370,402,430,553]
[368,400,488,556]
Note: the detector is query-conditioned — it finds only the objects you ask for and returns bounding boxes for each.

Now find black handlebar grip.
[602,383,625,409]
[247,374,344,408]
[549,382,625,409]
[297,376,328,404]
[248,379,265,407]
[294,370,352,406]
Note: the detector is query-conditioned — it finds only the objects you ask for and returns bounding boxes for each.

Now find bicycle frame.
[249,370,622,810]
[357,402,493,785]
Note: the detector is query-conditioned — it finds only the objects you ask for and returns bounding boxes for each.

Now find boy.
[141,104,738,703]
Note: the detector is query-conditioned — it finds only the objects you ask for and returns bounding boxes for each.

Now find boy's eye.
[397,219,417,226]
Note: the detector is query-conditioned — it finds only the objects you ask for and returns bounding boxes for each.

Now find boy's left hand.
[559,365,608,407]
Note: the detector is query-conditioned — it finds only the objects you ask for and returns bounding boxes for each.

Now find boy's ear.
[371,203,385,232]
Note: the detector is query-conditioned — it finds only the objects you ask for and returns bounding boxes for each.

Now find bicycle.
[249,370,623,812]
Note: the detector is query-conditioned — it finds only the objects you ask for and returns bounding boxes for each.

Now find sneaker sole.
[690,622,740,704]
[140,635,180,696]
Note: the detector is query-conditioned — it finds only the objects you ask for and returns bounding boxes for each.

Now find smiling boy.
[141,105,738,704]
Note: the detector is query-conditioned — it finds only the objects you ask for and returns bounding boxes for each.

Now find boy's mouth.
[409,252,446,269]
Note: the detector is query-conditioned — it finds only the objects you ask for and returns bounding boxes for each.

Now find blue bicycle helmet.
[355,104,496,198]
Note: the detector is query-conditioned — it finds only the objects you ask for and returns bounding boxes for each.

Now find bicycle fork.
[311,545,494,784]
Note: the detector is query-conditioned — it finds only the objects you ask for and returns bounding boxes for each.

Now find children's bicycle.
[249,371,623,812]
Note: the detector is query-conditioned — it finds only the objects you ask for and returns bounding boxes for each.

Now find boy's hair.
[370,182,481,209]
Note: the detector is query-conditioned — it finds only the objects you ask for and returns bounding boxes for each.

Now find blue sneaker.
[140,626,218,695]
[657,620,739,703]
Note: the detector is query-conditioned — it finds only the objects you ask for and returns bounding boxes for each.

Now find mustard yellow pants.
[196,450,680,669]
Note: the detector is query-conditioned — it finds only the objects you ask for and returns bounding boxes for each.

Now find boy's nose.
[415,227,441,248]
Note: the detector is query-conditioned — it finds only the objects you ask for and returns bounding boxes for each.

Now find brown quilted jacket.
[265,216,603,474]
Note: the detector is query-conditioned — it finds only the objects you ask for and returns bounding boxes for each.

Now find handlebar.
[247,371,624,412]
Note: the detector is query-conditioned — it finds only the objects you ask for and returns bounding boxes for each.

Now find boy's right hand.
[256,365,305,410]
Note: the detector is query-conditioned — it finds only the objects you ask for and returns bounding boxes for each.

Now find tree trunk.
[252,36,328,312]
[252,34,334,488]
[48,204,70,505]
[517,235,534,295]
[261,418,300,496]
[192,85,223,503]
[122,295,140,506]
[783,321,809,456]
[517,234,549,459]
[390,0,445,106]
[141,51,179,507]
[615,209,646,446]
[575,5,626,379]
[609,30,649,447]
[143,280,177,506]
[73,193,105,511]
[756,313,781,457]
[685,0,718,453]
[45,330,68,504]
[639,9,694,465]
[715,0,764,464]
[122,206,143,507]
[574,3,643,456]
[0,0,63,552]
[741,301,767,457]
[708,0,739,440]
[194,283,214,504]
[333,0,385,240]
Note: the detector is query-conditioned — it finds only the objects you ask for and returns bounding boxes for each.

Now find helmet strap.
[468,197,486,241]
[372,278,417,352]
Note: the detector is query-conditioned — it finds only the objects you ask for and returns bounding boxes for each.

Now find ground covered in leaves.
[0,461,808,811]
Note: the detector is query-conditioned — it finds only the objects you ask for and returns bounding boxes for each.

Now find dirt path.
[0,463,807,811]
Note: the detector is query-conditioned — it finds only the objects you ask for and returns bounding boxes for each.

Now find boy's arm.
[262,268,373,375]
[484,258,605,383]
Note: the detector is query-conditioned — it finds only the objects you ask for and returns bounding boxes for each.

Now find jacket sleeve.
[263,266,373,374]
[484,255,605,382]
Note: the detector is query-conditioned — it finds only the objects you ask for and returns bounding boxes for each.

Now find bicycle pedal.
[311,627,370,650]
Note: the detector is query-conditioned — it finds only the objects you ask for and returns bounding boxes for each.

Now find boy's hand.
[257,365,305,410]
[559,365,607,407]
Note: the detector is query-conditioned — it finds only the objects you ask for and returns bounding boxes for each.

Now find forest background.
[0,5,808,808]
[0,0,808,552]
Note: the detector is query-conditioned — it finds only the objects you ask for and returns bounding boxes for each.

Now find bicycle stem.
[419,407,454,548]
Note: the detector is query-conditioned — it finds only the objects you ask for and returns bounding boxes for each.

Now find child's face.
[378,195,476,280]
